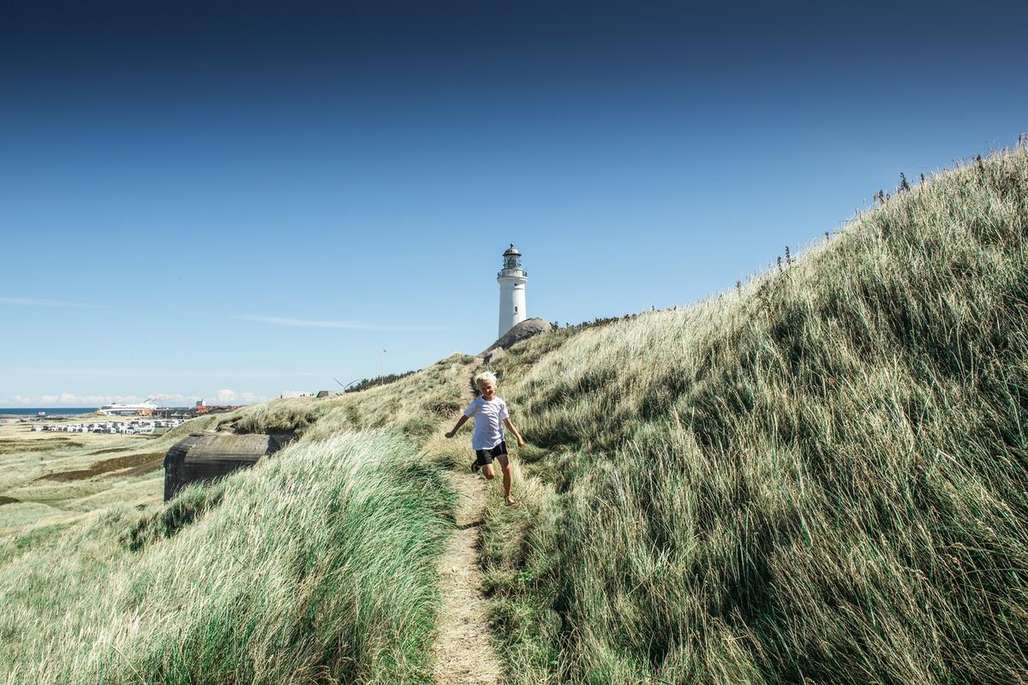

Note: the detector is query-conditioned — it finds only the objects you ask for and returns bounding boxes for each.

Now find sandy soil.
[432,468,503,685]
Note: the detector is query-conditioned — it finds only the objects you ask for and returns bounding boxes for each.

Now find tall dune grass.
[483,146,1028,683]
[0,431,453,684]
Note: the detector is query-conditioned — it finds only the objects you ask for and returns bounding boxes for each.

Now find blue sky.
[2,0,1026,406]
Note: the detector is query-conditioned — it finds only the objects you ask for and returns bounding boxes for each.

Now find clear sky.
[2,0,1026,406]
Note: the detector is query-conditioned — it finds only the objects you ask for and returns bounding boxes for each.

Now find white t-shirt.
[463,396,509,450]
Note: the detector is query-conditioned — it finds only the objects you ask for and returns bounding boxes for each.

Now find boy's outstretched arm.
[445,415,469,439]
[503,418,526,447]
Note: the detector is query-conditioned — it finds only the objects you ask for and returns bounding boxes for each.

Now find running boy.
[445,371,525,506]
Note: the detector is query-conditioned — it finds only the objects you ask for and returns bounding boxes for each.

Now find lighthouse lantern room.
[497,243,527,337]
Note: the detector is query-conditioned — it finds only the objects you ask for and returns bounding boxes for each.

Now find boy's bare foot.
[505,497,516,506]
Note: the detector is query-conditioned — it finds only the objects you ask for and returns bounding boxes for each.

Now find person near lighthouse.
[445,371,525,506]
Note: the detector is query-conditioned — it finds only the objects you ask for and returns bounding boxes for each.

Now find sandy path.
[431,466,502,685]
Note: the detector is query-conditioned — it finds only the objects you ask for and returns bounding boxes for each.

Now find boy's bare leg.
[498,455,514,505]
[481,463,495,480]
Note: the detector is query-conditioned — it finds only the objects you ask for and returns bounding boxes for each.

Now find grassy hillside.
[481,146,1028,683]
[2,146,1024,684]
[0,432,453,684]
[0,354,481,684]
[195,353,475,443]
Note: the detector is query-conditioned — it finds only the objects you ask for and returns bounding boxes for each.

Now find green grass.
[481,146,1028,683]
[0,431,454,684]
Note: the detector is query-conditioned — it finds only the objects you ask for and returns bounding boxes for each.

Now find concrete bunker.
[163,432,295,501]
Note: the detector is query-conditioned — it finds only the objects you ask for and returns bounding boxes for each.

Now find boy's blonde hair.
[474,371,498,390]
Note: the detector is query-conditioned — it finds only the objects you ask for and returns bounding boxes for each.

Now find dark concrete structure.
[163,432,294,501]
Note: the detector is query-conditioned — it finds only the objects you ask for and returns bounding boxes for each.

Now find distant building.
[497,244,527,337]
[98,400,157,416]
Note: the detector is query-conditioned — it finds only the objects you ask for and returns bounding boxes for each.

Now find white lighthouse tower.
[497,244,527,337]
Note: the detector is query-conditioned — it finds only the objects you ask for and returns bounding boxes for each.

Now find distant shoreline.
[0,408,97,417]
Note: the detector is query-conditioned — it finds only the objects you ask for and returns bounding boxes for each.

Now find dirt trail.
[431,465,502,685]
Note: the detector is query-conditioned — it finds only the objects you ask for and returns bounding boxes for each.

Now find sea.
[0,407,97,416]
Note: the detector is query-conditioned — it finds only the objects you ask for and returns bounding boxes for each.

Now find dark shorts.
[474,440,508,466]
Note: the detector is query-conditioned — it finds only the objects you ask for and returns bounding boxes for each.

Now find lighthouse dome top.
[500,244,525,275]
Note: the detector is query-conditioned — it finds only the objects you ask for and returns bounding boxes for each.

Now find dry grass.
[481,146,1028,683]
[35,451,165,482]
[0,420,193,534]
[210,353,476,442]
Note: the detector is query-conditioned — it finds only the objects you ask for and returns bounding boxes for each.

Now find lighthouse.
[497,244,527,337]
